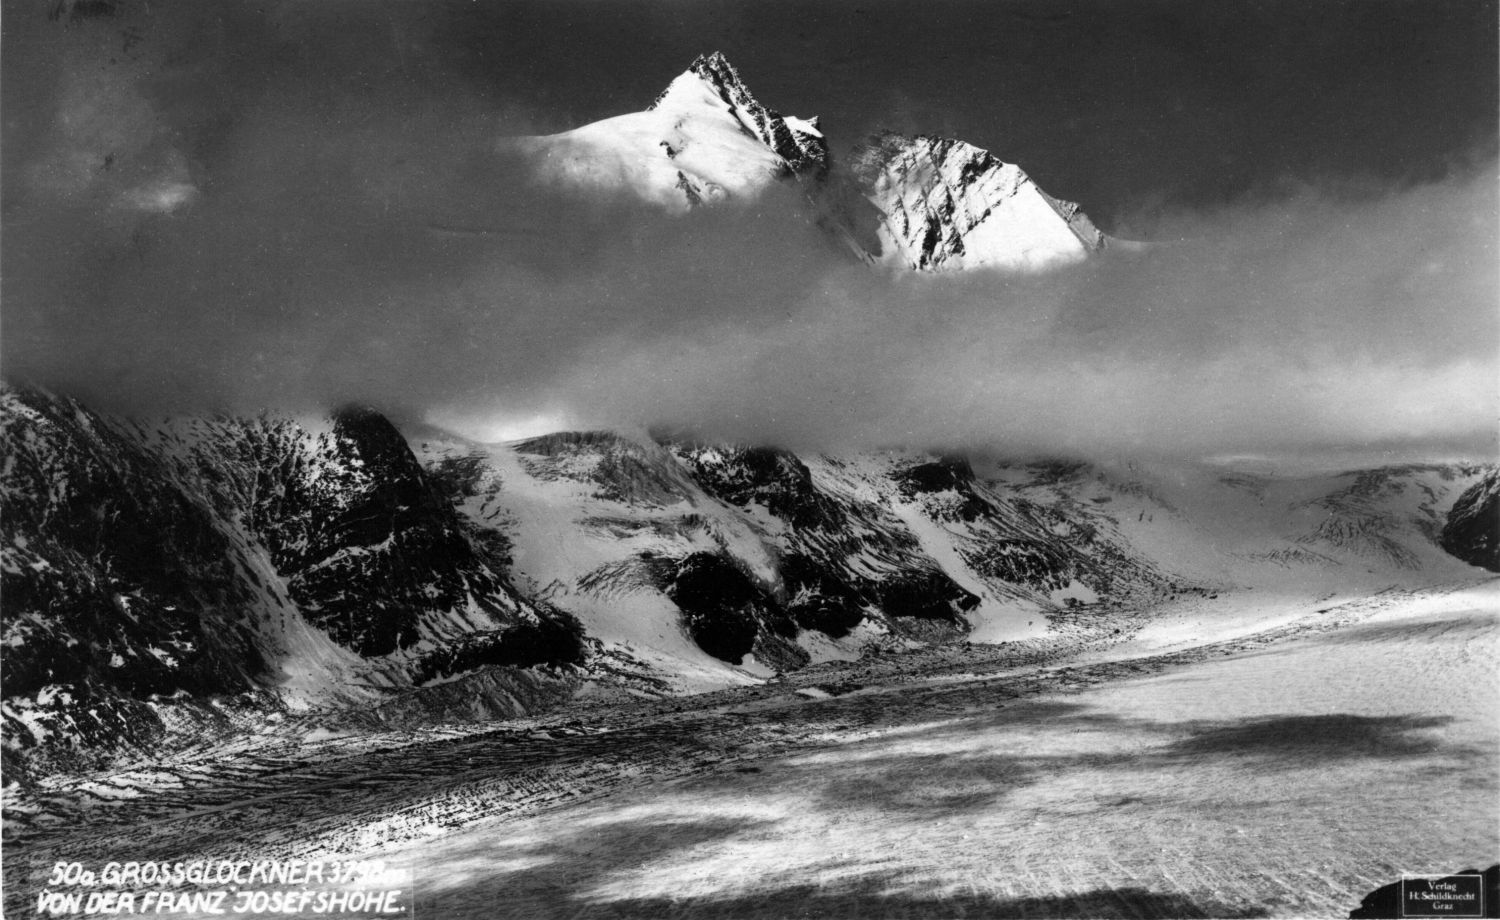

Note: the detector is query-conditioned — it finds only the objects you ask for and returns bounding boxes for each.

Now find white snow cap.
[513,52,827,213]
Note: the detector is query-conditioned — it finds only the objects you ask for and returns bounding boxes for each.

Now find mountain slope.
[834,131,1110,272]
[0,387,585,781]
[3,386,1492,781]
[405,428,1186,693]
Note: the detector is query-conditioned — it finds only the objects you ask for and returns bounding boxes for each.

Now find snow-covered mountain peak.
[648,52,754,114]
[650,52,827,175]
[845,130,1109,272]
[507,55,1122,272]
[513,52,826,213]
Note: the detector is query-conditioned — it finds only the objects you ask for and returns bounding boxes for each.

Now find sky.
[2,0,1496,461]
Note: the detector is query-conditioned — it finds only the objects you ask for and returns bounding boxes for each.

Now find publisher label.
[1401,874,1484,918]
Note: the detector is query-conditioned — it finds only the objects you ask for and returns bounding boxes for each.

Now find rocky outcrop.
[665,442,1094,642]
[659,551,804,667]
[673,444,839,529]
[1440,471,1500,572]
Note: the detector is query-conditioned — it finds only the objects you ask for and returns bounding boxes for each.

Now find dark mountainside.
[533,49,1119,271]
[1440,471,1500,573]
[0,386,585,782]
[2,384,1494,784]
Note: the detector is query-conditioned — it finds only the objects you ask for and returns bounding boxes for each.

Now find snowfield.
[396,581,1497,919]
[5,578,1495,918]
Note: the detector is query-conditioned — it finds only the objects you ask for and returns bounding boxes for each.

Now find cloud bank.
[521,170,1498,459]
[2,2,1495,462]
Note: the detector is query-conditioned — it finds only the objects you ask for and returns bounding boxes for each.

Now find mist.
[447,165,1498,460]
[3,0,1495,462]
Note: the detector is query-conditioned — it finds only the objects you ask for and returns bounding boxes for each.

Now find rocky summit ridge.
[652,52,828,177]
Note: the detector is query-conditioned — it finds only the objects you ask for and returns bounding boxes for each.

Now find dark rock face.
[896,457,975,494]
[662,552,799,666]
[896,458,988,522]
[669,443,1014,647]
[1440,472,1500,572]
[408,614,587,687]
[877,570,979,622]
[674,445,839,529]
[779,553,867,639]
[243,406,519,656]
[0,394,268,699]
[1,388,276,773]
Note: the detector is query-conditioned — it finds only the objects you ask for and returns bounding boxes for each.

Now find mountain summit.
[652,52,828,176]
[509,52,1121,272]
[514,52,826,212]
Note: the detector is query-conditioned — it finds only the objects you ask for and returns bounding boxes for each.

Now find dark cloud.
[2,0,1495,461]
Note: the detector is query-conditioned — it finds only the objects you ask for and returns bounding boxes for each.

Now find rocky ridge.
[652,52,828,177]
[3,386,1494,783]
